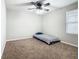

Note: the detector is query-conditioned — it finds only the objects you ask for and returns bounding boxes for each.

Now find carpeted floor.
[2,38,78,59]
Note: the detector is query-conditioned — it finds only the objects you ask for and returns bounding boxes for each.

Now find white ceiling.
[44,0,78,8]
[6,0,78,8]
[5,0,78,14]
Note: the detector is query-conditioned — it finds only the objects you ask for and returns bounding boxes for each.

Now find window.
[66,9,78,34]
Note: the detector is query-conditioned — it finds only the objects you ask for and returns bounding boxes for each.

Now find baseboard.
[6,38,78,47]
[61,41,78,47]
[6,36,32,42]
[1,41,6,58]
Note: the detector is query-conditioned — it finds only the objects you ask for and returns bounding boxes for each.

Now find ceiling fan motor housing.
[36,1,42,9]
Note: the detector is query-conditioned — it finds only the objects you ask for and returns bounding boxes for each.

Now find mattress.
[33,34,60,44]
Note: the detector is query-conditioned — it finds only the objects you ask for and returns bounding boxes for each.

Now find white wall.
[1,0,6,56]
[6,9,42,40]
[6,2,78,47]
[43,2,78,46]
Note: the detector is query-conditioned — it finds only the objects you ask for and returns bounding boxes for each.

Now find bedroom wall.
[1,0,6,56]
[43,2,78,47]
[6,9,42,41]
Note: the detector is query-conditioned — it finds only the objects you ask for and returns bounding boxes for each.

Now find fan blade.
[16,2,35,6]
[38,0,46,2]
[44,3,50,6]
[27,8,36,10]
[44,9,49,11]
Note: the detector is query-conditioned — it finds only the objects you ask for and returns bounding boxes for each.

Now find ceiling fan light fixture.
[17,0,51,14]
[36,9,44,14]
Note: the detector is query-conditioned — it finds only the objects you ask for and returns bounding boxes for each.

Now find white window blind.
[66,9,78,34]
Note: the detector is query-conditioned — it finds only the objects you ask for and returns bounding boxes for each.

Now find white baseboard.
[6,36,32,42]
[1,41,6,57]
[61,41,78,47]
[6,37,78,47]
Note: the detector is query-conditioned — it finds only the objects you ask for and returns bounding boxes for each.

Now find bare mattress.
[33,34,60,45]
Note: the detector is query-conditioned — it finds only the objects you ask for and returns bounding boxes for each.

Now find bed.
[33,32,60,45]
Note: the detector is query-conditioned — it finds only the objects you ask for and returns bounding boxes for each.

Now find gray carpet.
[2,38,78,59]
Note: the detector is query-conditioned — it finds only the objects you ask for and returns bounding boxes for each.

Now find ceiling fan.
[17,0,50,12]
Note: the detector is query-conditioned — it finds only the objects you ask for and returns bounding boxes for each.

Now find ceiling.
[5,0,78,14]
[6,0,78,7]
